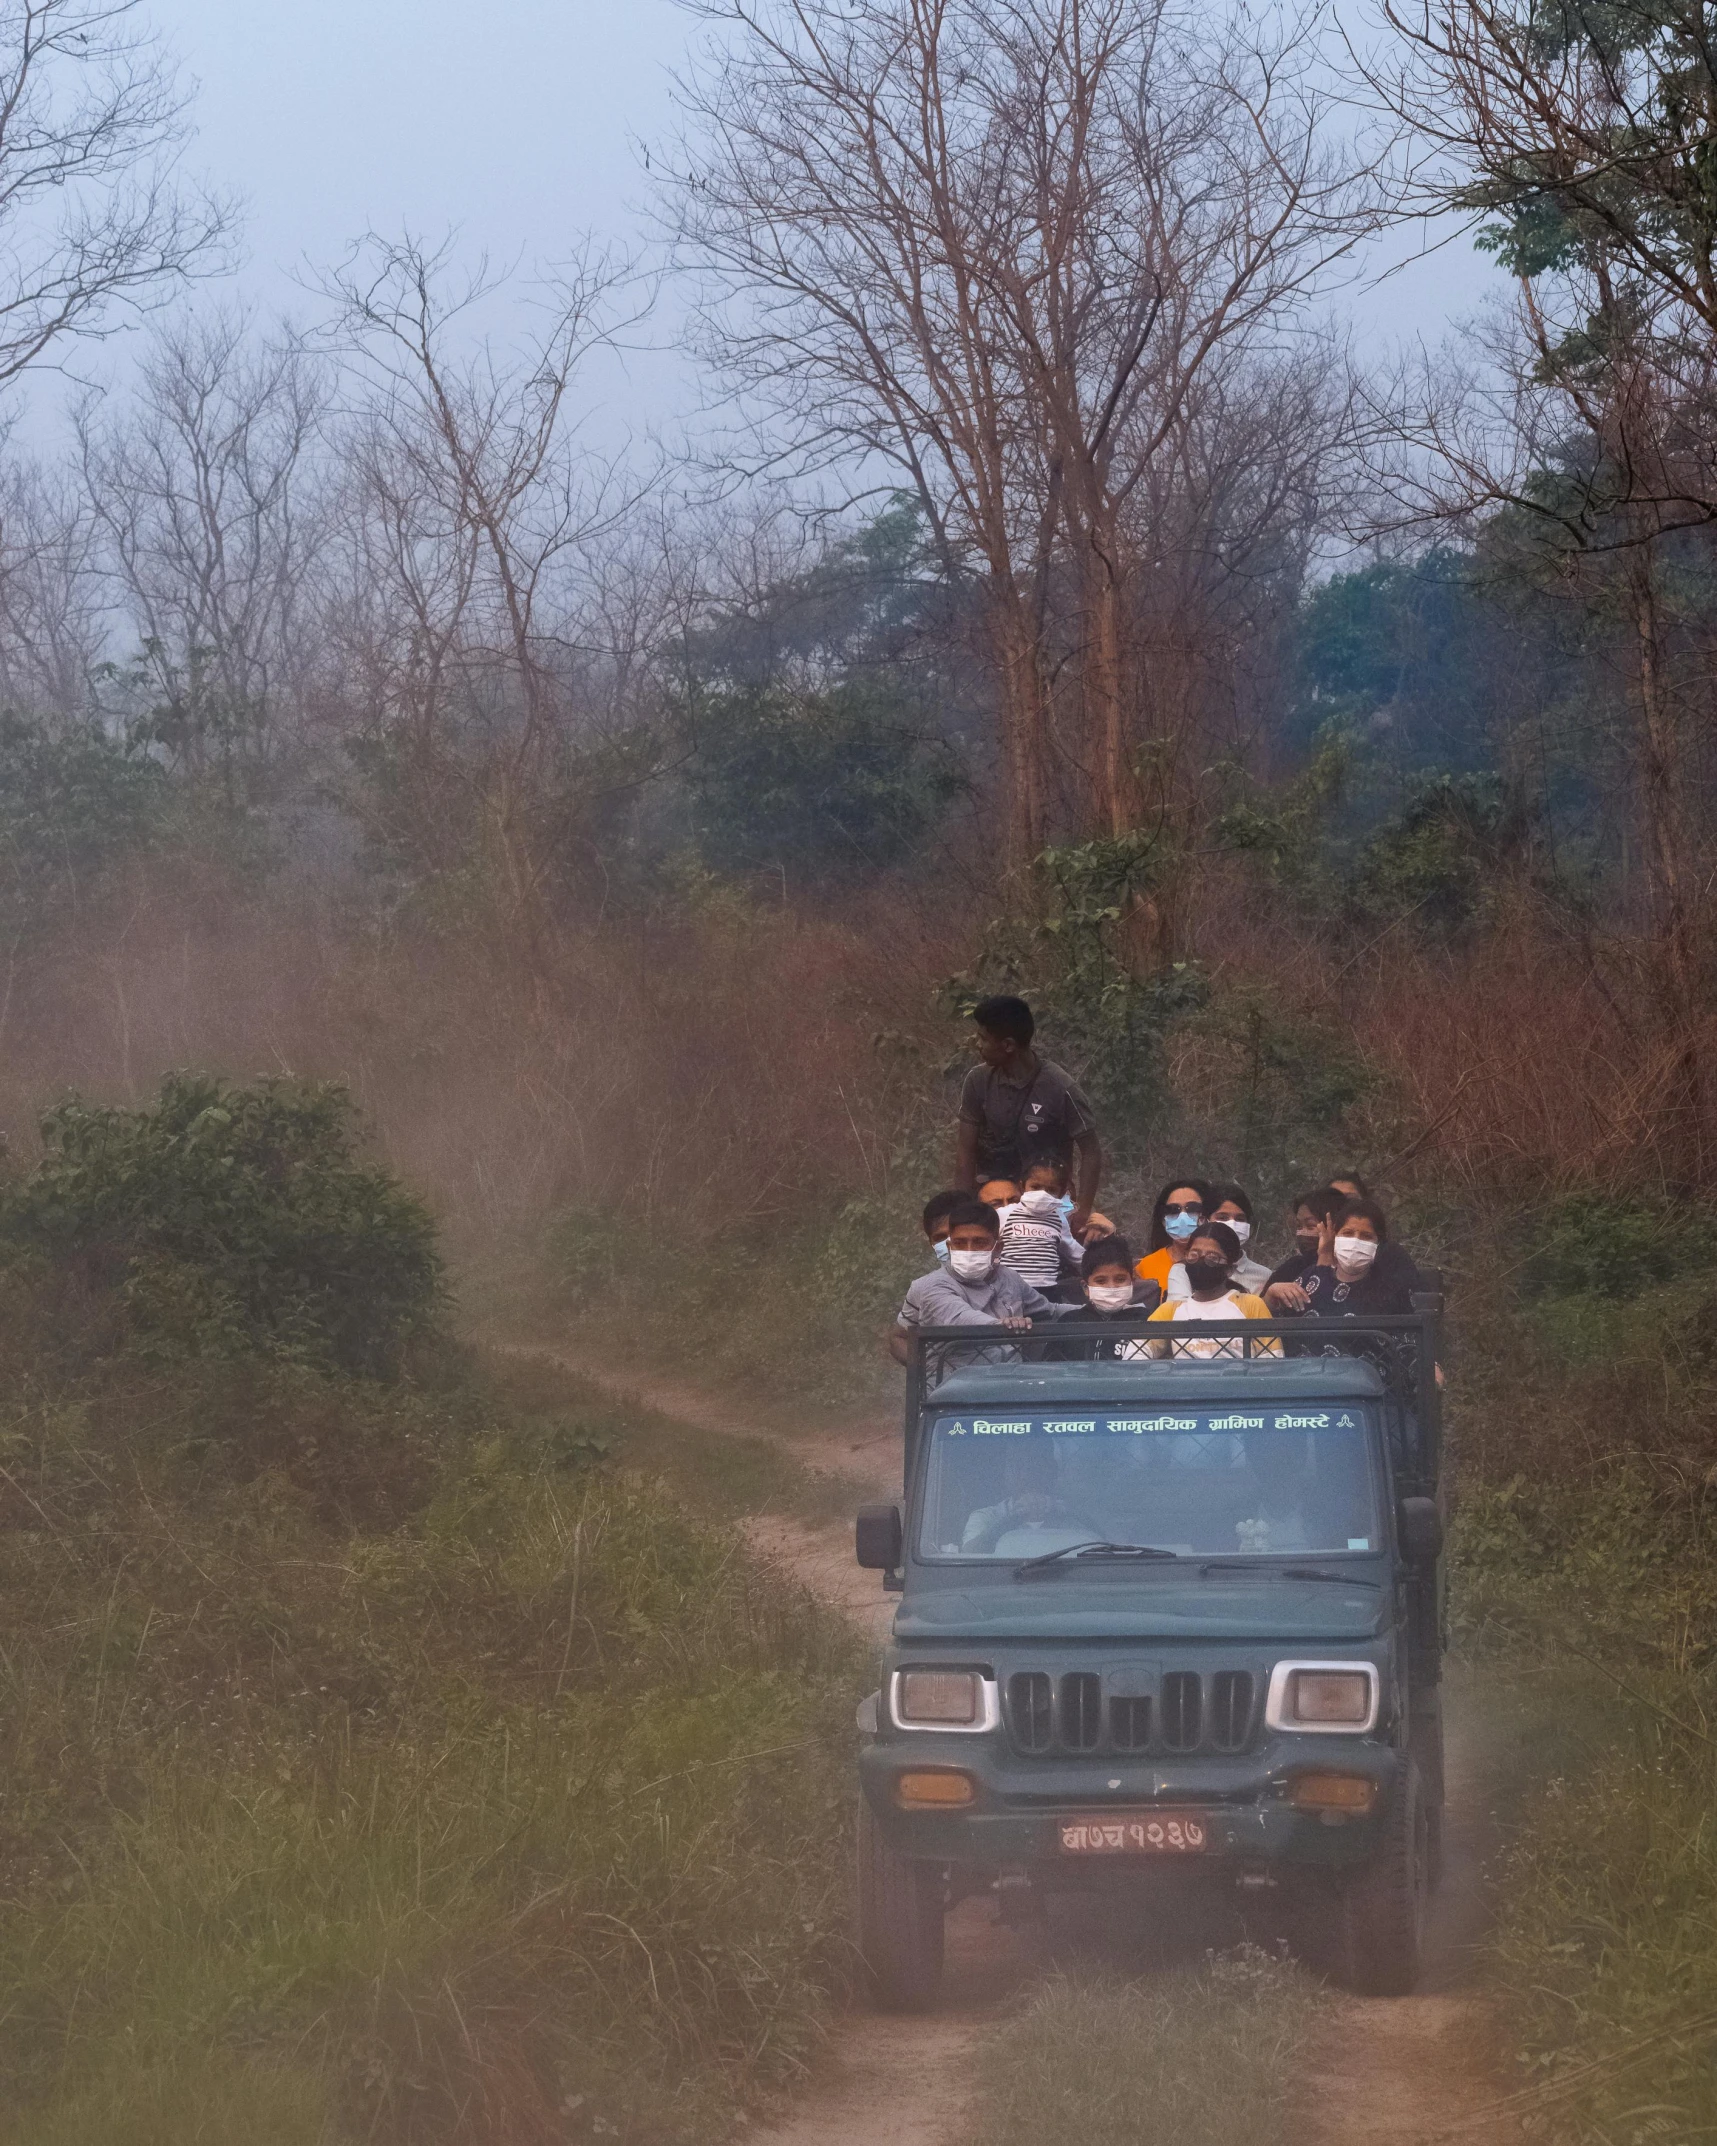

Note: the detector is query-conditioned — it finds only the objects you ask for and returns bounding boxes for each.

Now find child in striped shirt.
[996,1154,1086,1297]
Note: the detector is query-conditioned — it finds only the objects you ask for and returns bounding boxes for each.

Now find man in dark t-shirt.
[953,995,1102,1233]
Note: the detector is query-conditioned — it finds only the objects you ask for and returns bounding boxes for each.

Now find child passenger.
[996,1154,1086,1295]
[1078,1236,1161,1359]
[1147,1223,1279,1359]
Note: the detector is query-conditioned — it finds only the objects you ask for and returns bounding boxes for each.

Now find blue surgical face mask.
[1164,1211,1200,1242]
[932,1239,951,1268]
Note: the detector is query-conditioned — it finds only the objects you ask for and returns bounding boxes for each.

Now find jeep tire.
[1295,1760,1428,1997]
[856,1797,945,2010]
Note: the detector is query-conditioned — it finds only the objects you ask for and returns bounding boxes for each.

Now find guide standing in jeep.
[954,996,1103,1236]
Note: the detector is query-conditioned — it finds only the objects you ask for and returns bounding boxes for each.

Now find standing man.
[953,995,1103,1235]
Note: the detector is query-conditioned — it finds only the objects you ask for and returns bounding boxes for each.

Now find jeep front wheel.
[856,1797,945,2010]
[1294,1761,1428,1996]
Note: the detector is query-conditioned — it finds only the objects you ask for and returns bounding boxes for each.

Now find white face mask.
[949,1247,996,1284]
[1218,1217,1251,1247]
[1087,1282,1134,1312]
[1333,1233,1378,1275]
[1020,1188,1061,1218]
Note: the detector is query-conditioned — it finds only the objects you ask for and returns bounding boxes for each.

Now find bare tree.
[0,450,101,711]
[77,309,331,791]
[315,233,652,917]
[0,0,228,386]
[670,0,1389,866]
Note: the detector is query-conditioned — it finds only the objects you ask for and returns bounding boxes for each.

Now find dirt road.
[510,1351,1525,2146]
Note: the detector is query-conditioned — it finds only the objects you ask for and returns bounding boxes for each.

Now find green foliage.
[1211,726,1352,894]
[944,832,1209,1160]
[0,713,169,932]
[1173,985,1375,1213]
[682,677,963,880]
[1348,771,1526,931]
[1524,1191,1716,1301]
[0,1073,442,1376]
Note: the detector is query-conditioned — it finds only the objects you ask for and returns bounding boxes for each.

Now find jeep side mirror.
[1397,1496,1442,1564]
[856,1503,903,1571]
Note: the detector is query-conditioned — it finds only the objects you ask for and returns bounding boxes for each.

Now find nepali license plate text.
[1059,1811,1209,1855]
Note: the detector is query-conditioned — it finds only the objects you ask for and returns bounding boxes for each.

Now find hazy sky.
[43,0,1500,447]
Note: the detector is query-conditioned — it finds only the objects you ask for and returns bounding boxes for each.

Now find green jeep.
[853,1308,1444,2007]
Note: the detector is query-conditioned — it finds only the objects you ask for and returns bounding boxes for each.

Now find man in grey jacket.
[889,1195,1068,1366]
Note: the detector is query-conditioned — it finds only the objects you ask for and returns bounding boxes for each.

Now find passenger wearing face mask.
[1075,1236,1162,1359]
[1296,1197,1417,1319]
[996,1154,1088,1298]
[1263,1185,1344,1313]
[1146,1224,1279,1358]
[889,1196,1072,1366]
[1326,1172,1426,1300]
[1133,1179,1212,1296]
[1165,1180,1270,1299]
[920,1189,963,1272]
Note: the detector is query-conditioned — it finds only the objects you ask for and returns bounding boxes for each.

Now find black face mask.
[1185,1259,1231,1292]
[1294,1229,1320,1258]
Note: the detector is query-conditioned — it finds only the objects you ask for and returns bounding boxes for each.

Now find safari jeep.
[853,1308,1444,2008]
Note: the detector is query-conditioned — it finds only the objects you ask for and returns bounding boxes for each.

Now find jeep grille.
[1002,1670,1258,1758]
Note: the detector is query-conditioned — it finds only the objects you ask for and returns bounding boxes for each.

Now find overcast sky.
[34,0,1500,452]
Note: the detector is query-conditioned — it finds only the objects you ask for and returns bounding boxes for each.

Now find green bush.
[1525,1191,1716,1301]
[0,1073,442,1375]
[682,677,963,880]
[0,712,169,934]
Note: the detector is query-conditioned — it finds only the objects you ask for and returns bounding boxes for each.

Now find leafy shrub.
[0,712,169,934]
[1525,1192,1716,1301]
[944,831,1209,1161]
[0,1072,442,1374]
[683,678,963,880]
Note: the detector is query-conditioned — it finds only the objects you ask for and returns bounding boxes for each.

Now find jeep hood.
[893,1574,1387,1643]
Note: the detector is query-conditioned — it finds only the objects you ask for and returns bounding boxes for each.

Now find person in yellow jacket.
[1147,1223,1280,1358]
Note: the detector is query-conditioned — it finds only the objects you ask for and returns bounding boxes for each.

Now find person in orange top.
[1133,1178,1211,1294]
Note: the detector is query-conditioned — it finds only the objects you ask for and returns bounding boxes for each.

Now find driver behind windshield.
[958,1441,1095,1555]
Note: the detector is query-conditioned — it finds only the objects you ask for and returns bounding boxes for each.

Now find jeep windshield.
[917,1403,1382,1564]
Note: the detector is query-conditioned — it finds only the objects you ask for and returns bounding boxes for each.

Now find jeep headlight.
[890,1669,998,1731]
[1266,1661,1379,1734]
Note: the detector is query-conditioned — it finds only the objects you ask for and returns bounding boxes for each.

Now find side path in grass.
[497,1346,1534,2146]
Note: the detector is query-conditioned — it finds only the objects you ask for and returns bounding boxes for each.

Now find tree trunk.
[1629,546,1707,1185]
[990,586,1050,870]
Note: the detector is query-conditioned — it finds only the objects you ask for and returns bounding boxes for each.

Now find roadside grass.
[0,1321,869,2146]
[1491,1704,1717,2143]
[971,1948,1321,2146]
[480,1343,870,1525]
[469,1201,925,1418]
[1445,1251,1717,2146]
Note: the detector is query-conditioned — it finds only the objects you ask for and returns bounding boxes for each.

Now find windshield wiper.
[1014,1540,1178,1578]
[1199,1560,1381,1590]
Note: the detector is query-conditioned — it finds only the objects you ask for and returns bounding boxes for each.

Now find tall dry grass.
[0,870,969,1254]
[3,860,1704,1280]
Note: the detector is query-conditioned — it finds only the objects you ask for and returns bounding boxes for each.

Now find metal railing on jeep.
[901,1302,1444,1502]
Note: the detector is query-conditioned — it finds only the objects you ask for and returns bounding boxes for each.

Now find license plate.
[1059,1811,1209,1855]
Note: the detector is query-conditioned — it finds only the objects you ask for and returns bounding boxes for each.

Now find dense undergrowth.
[1440,1198,1717,2144]
[0,1083,867,2146]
